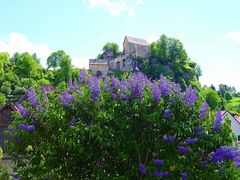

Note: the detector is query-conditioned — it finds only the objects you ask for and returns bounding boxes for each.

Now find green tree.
[12,52,43,79]
[71,68,81,82]
[218,84,236,97]
[32,53,40,64]
[47,50,67,69]
[47,50,73,85]
[142,34,198,89]
[58,53,73,83]
[224,91,233,101]
[97,42,120,59]
[205,88,221,110]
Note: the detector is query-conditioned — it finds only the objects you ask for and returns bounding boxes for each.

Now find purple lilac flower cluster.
[199,102,208,120]
[8,128,17,134]
[18,123,35,132]
[119,79,128,100]
[68,81,77,90]
[184,86,198,107]
[163,135,175,142]
[41,86,52,105]
[164,109,171,119]
[15,103,29,118]
[185,137,198,145]
[195,126,205,137]
[201,161,207,168]
[88,76,101,100]
[151,82,161,102]
[182,172,187,180]
[159,76,172,96]
[79,69,86,84]
[128,73,146,99]
[27,88,39,108]
[138,164,146,175]
[41,85,52,92]
[96,72,188,103]
[172,83,182,98]
[178,146,190,154]
[154,159,164,166]
[210,146,240,168]
[58,91,75,105]
[213,110,223,131]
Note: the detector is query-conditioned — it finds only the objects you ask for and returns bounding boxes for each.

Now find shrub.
[5,71,240,179]
[224,91,233,101]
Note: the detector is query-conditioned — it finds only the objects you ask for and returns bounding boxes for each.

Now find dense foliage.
[97,42,120,59]
[207,84,240,114]
[225,98,240,114]
[140,35,202,90]
[204,88,222,110]
[5,71,240,179]
[0,51,79,105]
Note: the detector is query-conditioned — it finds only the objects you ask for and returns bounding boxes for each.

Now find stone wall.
[89,62,109,76]
[109,55,134,72]
[123,39,149,58]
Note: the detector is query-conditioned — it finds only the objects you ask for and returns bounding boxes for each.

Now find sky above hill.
[0,0,240,91]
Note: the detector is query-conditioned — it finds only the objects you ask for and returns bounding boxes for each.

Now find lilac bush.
[5,71,240,179]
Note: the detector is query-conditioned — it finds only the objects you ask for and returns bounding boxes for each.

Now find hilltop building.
[89,36,150,75]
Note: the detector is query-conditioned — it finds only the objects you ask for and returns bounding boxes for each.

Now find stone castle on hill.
[89,36,150,75]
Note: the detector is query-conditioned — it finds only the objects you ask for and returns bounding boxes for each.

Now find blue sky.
[0,0,240,91]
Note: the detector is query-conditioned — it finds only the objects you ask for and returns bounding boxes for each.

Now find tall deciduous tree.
[224,91,233,101]
[205,88,221,110]
[12,52,43,79]
[47,50,66,69]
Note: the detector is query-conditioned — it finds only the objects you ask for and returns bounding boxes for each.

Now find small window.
[123,59,126,69]
[116,61,121,71]
[238,135,240,142]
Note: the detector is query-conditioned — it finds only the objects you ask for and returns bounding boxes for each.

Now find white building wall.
[223,112,240,141]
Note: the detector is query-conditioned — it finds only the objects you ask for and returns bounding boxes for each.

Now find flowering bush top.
[5,71,240,179]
